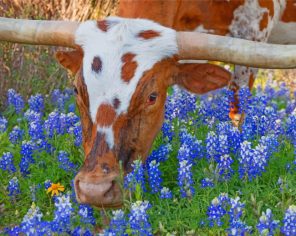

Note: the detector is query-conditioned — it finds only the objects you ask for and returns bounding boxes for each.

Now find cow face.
[56,17,231,208]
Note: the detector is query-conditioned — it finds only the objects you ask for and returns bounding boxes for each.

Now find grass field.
[0,79,295,235]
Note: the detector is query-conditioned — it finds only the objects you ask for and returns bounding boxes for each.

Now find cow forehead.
[75,17,178,147]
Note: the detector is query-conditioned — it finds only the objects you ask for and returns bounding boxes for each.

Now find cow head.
[56,18,231,207]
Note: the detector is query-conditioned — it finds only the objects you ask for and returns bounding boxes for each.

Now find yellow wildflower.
[47,183,65,196]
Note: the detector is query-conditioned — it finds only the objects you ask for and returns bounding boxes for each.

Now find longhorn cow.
[0,0,295,208]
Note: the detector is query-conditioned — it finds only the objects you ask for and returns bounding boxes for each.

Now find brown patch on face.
[113,98,121,109]
[92,56,102,73]
[259,12,269,31]
[97,20,109,32]
[96,103,116,127]
[138,30,160,39]
[258,0,274,17]
[74,70,93,152]
[82,132,110,172]
[281,0,296,22]
[121,53,137,82]
[248,73,255,90]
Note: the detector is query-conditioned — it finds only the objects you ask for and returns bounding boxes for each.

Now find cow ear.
[55,48,83,75]
[173,63,231,94]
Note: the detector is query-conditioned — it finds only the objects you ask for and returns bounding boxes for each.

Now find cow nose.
[74,173,122,208]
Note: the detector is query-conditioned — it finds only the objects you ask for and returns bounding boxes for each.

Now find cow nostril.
[101,163,110,174]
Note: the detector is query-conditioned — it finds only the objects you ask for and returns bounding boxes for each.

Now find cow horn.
[0,17,79,48]
[177,32,296,69]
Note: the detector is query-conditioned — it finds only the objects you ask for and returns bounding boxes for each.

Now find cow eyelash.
[147,92,158,105]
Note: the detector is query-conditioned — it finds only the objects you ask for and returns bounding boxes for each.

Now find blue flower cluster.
[57,151,77,173]
[0,152,16,173]
[9,126,24,144]
[124,160,146,192]
[0,116,8,132]
[7,89,25,114]
[257,209,279,235]
[7,176,20,199]
[281,205,296,235]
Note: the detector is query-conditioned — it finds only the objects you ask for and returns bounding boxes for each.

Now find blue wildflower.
[19,140,36,176]
[44,180,52,190]
[7,89,25,114]
[128,201,152,236]
[78,204,96,225]
[0,152,16,173]
[9,126,24,144]
[281,205,296,236]
[0,116,8,133]
[104,210,127,236]
[201,178,214,188]
[51,194,73,233]
[207,196,227,227]
[257,209,280,236]
[28,94,44,113]
[124,160,146,192]
[178,160,194,198]
[7,176,20,199]
[217,154,234,181]
[57,151,77,173]
[147,160,162,193]
[160,187,173,199]
[146,143,171,164]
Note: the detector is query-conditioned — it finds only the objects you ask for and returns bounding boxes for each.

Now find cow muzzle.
[74,172,123,208]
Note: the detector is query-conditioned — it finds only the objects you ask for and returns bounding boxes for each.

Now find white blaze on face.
[74,17,178,148]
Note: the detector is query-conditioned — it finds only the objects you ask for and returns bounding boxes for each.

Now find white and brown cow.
[0,2,296,207]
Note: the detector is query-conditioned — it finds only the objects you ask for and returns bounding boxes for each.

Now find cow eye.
[147,92,158,105]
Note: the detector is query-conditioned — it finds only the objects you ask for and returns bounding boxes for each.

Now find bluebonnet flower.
[72,227,92,236]
[179,129,204,161]
[257,209,280,236]
[28,94,44,113]
[238,141,269,181]
[207,196,228,227]
[44,110,64,137]
[9,126,24,144]
[51,89,70,111]
[281,205,296,236]
[66,112,80,131]
[44,180,52,190]
[0,152,16,173]
[165,86,197,121]
[286,111,296,143]
[28,117,44,141]
[206,131,218,162]
[57,151,77,172]
[238,87,252,114]
[177,144,191,163]
[0,116,8,133]
[227,197,251,235]
[146,143,171,164]
[78,204,96,225]
[20,202,51,235]
[147,160,162,193]
[68,103,76,113]
[19,140,36,176]
[124,160,146,192]
[4,226,22,235]
[7,89,25,114]
[51,194,73,233]
[217,154,234,181]
[160,187,173,199]
[24,109,42,123]
[178,160,194,198]
[201,178,214,188]
[104,210,127,236]
[161,121,174,141]
[68,122,82,147]
[128,201,152,236]
[7,177,20,198]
